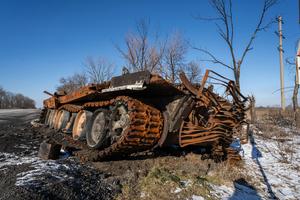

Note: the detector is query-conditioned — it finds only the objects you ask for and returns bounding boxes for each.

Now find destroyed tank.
[40,69,248,162]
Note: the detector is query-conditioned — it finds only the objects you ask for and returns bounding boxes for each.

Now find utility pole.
[277,16,285,111]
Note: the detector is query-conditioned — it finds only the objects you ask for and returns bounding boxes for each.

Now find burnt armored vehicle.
[41,69,248,162]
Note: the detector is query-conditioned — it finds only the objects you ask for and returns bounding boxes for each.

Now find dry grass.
[275,138,296,163]
[253,108,297,164]
[255,108,294,128]
[255,122,287,140]
[115,153,255,200]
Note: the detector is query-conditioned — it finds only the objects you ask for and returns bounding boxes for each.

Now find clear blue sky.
[0,0,299,108]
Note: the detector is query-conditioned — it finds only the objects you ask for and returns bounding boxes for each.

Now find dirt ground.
[0,109,245,200]
[0,109,121,200]
[0,109,213,200]
[2,109,295,200]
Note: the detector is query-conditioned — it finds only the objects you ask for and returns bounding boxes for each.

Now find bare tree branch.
[162,31,188,83]
[239,0,277,66]
[183,61,202,83]
[229,0,234,45]
[116,19,164,72]
[194,0,277,90]
[84,57,114,84]
[57,73,89,94]
[193,47,233,70]
[286,57,296,66]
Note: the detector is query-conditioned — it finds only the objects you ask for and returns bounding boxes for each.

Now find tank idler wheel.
[86,109,111,149]
[72,110,92,141]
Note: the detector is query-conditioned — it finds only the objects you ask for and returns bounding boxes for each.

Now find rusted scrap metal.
[178,70,248,161]
[38,141,62,160]
[40,68,248,162]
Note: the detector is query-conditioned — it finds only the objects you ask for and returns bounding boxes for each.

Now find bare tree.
[57,57,113,94]
[194,0,277,91]
[162,32,188,83]
[117,19,201,83]
[117,19,165,73]
[85,56,114,83]
[57,73,89,93]
[184,61,202,83]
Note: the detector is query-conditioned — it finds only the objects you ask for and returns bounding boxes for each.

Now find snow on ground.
[0,151,38,169]
[0,150,78,187]
[15,158,74,187]
[191,195,205,200]
[192,125,300,200]
[240,126,300,200]
[210,182,262,200]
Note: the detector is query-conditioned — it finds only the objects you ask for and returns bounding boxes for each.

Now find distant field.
[250,107,294,121]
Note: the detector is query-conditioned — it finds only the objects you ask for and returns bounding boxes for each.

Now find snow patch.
[0,152,37,168]
[191,195,204,200]
[15,159,72,186]
[241,126,300,200]
[173,187,182,193]
[0,151,78,187]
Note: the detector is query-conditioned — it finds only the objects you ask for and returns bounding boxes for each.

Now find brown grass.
[253,108,297,164]
[115,153,254,200]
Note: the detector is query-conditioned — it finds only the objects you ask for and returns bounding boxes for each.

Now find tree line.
[0,86,35,109]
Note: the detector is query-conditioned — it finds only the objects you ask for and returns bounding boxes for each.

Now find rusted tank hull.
[41,69,248,162]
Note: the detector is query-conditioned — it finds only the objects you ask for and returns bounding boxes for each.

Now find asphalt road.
[0,109,40,125]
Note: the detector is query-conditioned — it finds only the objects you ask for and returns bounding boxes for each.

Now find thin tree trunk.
[234,64,241,92]
[250,95,256,124]
[292,76,300,127]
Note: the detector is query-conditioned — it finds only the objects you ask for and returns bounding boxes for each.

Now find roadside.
[0,109,119,200]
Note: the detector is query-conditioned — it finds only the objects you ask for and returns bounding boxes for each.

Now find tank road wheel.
[49,110,58,128]
[86,109,110,149]
[50,110,60,129]
[72,110,92,141]
[54,110,63,130]
[44,109,50,124]
[45,109,54,126]
[74,96,164,161]
[109,101,131,144]
[54,110,70,131]
[63,113,77,133]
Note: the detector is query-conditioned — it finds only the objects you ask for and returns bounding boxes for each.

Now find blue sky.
[0,0,299,108]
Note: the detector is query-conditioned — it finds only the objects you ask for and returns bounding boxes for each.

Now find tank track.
[52,96,163,162]
[59,104,83,113]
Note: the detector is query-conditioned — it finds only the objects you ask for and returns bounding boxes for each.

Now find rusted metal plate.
[111,70,151,87]
[57,83,109,104]
[178,70,248,162]
[38,141,62,160]
[43,97,57,109]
